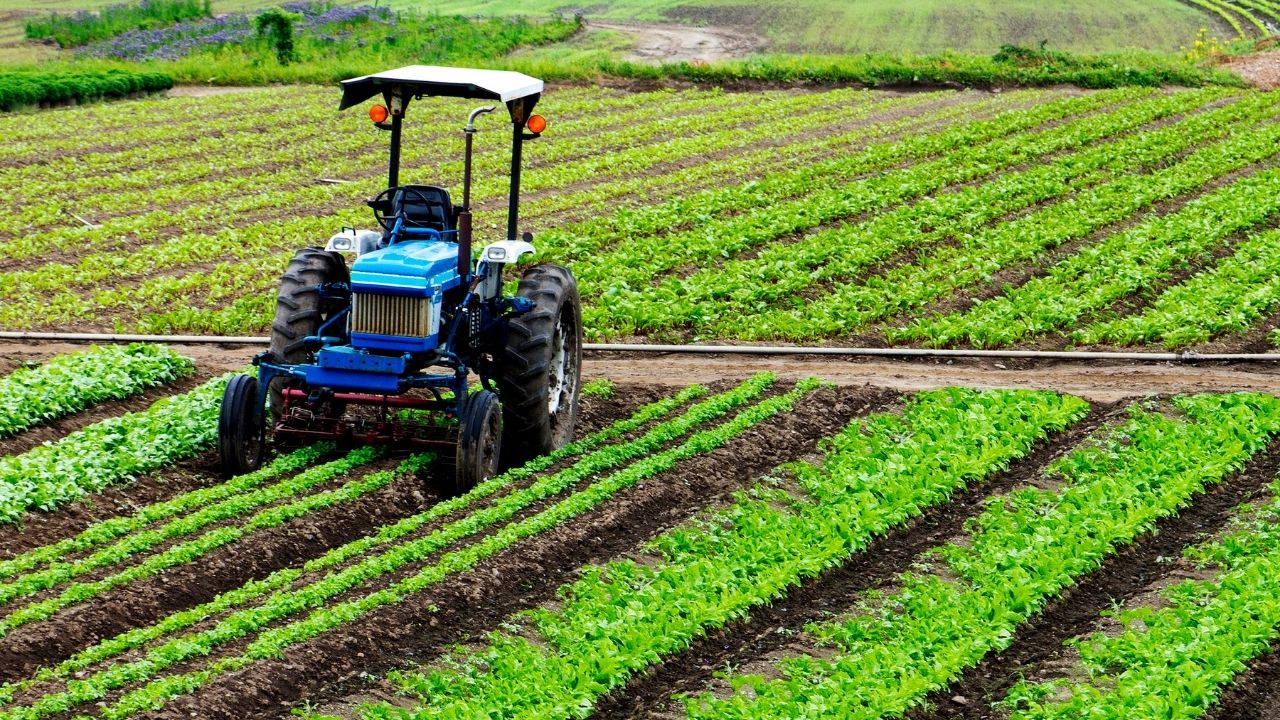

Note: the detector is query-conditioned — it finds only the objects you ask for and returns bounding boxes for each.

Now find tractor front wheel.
[495,264,582,469]
[268,247,349,423]
[455,389,502,493]
[218,374,265,477]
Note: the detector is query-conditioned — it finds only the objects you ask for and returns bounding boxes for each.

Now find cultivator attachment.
[271,388,458,451]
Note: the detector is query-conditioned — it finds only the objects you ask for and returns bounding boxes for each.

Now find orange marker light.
[369,104,389,124]
[527,114,546,134]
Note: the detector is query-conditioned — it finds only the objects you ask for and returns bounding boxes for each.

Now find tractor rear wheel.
[455,389,502,493]
[495,264,582,469]
[218,374,265,477]
[268,247,349,423]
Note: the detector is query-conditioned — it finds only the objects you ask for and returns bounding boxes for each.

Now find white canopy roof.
[339,65,544,111]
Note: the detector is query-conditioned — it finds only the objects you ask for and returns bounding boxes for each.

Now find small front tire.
[218,374,265,477]
[454,390,502,493]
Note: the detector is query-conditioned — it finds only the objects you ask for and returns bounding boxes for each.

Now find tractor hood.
[349,240,463,297]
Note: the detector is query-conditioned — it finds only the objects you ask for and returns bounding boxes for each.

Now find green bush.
[0,69,173,112]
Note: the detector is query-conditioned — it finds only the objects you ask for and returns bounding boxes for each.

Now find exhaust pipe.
[458,105,495,279]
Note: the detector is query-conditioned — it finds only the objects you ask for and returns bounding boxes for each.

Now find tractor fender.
[325,229,383,256]
[479,240,536,266]
[476,240,536,299]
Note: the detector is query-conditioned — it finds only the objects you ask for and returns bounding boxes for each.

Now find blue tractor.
[218,66,582,490]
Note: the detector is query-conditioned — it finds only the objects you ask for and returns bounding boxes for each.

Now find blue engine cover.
[350,239,463,296]
[348,239,465,354]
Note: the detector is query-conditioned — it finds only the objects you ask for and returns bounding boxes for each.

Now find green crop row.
[1,376,805,719]
[0,70,172,113]
[1075,226,1280,347]
[687,392,1280,720]
[588,87,1238,336]
[349,387,1087,720]
[0,373,229,523]
[897,155,1280,347]
[0,447,385,630]
[0,445,328,581]
[1007,472,1280,718]
[570,90,1136,304]
[111,93,988,335]
[737,97,1280,340]
[110,93,1010,336]
[0,385,702,707]
[0,344,192,439]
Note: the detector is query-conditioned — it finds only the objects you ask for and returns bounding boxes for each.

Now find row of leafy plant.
[1006,460,1280,718]
[897,157,1280,346]
[1074,225,1280,347]
[0,85,1044,331]
[0,376,813,718]
[0,344,192,438]
[0,447,386,636]
[732,95,1280,341]
[340,387,1088,719]
[0,373,227,523]
[583,86,1242,336]
[683,392,1280,720]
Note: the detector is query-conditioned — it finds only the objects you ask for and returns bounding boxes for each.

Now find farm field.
[4,84,1280,351]
[376,0,1215,54]
[2,347,1280,720]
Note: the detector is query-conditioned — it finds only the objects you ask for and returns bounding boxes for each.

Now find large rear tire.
[218,374,264,477]
[495,264,582,468]
[268,248,349,423]
[455,390,502,493]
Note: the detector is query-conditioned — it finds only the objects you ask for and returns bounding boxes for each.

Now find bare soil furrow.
[906,436,1280,720]
[0,458,430,681]
[150,385,894,720]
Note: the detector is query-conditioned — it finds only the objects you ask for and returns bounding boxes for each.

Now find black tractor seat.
[393,184,455,233]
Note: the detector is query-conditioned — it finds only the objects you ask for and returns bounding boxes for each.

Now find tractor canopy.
[339,65,546,246]
[338,65,542,122]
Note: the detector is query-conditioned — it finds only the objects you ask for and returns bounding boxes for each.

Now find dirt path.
[581,353,1280,403]
[2,341,1277,402]
[589,20,766,63]
[1222,50,1280,90]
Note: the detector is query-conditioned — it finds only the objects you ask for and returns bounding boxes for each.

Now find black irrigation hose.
[1,332,1278,363]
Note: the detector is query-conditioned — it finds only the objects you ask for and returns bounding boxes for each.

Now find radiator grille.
[351,293,432,337]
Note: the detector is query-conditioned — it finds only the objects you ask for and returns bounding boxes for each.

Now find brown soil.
[0,458,430,680]
[1222,51,1280,91]
[150,385,895,720]
[0,453,224,560]
[0,377,648,570]
[581,353,1280,403]
[589,20,766,63]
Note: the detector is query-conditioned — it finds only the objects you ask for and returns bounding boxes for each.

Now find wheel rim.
[480,403,501,478]
[242,427,262,468]
[547,313,568,416]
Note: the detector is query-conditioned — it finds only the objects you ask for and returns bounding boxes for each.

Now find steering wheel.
[370,186,441,233]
